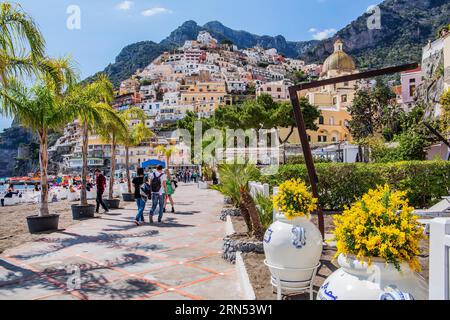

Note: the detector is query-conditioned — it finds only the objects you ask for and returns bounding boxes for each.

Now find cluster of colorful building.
[49,29,450,174]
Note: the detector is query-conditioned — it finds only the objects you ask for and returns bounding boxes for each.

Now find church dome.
[321,40,356,75]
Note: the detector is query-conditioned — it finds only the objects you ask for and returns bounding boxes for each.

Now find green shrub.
[262,161,450,210]
[254,194,274,231]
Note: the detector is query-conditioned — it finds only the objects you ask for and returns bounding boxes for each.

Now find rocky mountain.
[302,0,450,70]
[89,0,449,87]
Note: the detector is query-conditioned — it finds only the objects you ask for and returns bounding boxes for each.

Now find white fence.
[429,218,450,300]
[248,181,280,222]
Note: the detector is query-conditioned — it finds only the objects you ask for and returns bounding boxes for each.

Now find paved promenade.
[0,184,242,300]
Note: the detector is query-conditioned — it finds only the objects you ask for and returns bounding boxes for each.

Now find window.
[267,87,272,92]
[319,116,324,125]
[409,85,416,97]
[277,88,282,92]
[344,82,349,86]
[333,97,337,105]
[318,135,327,143]
[329,117,335,125]
[409,78,415,83]
[341,95,348,103]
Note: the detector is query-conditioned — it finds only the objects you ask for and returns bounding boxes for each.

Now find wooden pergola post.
[288,63,419,239]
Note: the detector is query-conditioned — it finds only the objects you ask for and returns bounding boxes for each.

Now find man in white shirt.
[149,165,168,224]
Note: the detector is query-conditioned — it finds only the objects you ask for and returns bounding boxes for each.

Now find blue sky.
[1,0,381,130]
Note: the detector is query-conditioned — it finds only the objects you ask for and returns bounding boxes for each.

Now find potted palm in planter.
[3,57,77,233]
[117,107,154,202]
[97,109,126,209]
[264,179,323,291]
[318,185,428,300]
[66,75,121,219]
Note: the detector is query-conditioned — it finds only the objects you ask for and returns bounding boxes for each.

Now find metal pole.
[289,89,325,239]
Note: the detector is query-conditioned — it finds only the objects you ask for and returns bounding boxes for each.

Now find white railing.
[429,218,450,300]
[248,181,279,222]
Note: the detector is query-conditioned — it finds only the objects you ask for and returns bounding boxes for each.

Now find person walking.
[149,165,168,224]
[95,169,109,214]
[133,168,146,226]
[163,169,176,213]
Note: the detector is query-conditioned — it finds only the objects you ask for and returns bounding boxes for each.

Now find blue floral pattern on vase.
[264,228,273,244]
[291,226,306,249]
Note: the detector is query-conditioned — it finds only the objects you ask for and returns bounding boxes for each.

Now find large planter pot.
[71,204,96,220]
[26,214,60,234]
[122,193,135,202]
[317,254,428,300]
[104,199,120,209]
[263,215,323,290]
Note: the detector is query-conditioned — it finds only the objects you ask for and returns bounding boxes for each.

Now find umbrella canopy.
[141,159,166,169]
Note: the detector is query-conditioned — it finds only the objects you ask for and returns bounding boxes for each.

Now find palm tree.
[117,107,154,194]
[1,58,77,217]
[96,109,127,200]
[155,145,176,169]
[65,74,122,207]
[217,163,264,240]
[0,2,44,86]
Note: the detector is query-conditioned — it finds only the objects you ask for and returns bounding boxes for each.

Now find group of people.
[176,169,200,184]
[132,165,178,226]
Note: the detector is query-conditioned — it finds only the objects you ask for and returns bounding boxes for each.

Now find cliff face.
[0,120,35,177]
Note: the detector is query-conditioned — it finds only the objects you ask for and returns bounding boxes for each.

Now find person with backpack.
[133,168,146,226]
[149,165,168,224]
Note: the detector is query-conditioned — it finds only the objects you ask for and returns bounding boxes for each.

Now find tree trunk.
[109,139,116,200]
[80,122,89,206]
[279,125,295,145]
[125,146,132,193]
[38,130,49,217]
[240,188,264,240]
[239,201,253,234]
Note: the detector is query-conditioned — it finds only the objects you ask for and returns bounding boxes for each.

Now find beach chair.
[87,188,97,200]
[67,191,80,202]
[3,196,19,206]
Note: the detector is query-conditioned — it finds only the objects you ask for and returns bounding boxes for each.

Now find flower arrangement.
[273,179,318,219]
[333,185,426,272]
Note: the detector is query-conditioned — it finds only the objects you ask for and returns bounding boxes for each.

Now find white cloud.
[141,7,172,17]
[309,28,337,40]
[116,1,133,10]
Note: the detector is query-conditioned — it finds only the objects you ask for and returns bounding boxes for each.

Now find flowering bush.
[273,179,318,219]
[333,185,426,272]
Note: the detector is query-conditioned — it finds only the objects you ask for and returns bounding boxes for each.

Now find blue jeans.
[149,193,165,220]
[135,198,146,222]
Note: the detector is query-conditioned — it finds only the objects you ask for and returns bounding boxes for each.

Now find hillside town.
[45,29,450,177]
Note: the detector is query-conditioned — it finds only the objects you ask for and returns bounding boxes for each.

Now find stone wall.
[222,236,264,264]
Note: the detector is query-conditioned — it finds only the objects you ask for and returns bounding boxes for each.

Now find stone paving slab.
[0,184,243,300]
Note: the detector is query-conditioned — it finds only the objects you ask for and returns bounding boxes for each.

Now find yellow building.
[282,40,357,144]
[180,82,227,117]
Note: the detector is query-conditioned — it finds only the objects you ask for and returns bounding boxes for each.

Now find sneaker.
[158,217,162,223]
[171,207,175,213]
[134,220,139,226]
[149,216,154,224]
[163,208,166,213]
[102,210,109,214]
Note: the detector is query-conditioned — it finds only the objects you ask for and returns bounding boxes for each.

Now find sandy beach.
[0,200,93,254]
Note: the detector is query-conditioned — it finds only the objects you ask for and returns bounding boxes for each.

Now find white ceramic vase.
[263,215,323,289]
[317,254,428,300]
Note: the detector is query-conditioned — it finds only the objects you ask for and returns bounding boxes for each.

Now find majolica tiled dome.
[322,40,356,75]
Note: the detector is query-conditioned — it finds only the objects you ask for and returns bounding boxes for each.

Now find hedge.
[261,161,450,210]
